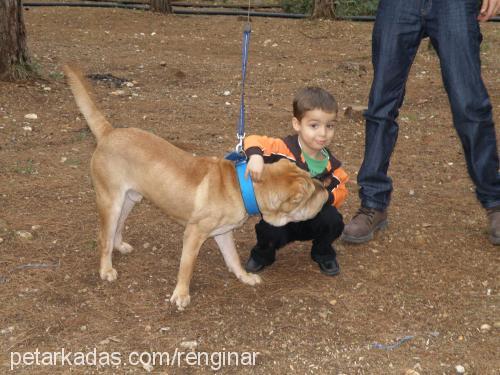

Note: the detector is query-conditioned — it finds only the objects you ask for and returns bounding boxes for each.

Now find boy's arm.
[244,135,289,159]
[326,167,349,208]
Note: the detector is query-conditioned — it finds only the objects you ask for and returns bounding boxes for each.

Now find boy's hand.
[245,154,264,182]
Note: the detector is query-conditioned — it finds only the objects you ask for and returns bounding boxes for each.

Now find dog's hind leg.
[214,231,261,286]
[95,188,127,282]
[170,224,208,310]
[114,190,142,254]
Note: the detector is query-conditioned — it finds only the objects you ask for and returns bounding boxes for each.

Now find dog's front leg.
[170,224,207,310]
[213,231,262,286]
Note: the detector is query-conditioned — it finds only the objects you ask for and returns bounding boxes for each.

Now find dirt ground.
[0,6,499,375]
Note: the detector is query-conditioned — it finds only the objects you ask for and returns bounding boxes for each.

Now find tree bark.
[0,0,31,80]
[311,0,336,19]
[150,0,172,13]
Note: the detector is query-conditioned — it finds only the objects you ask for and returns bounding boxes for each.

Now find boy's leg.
[288,205,344,276]
[344,0,425,243]
[245,219,292,273]
[426,0,500,243]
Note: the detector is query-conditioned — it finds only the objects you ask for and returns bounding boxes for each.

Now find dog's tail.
[63,64,113,141]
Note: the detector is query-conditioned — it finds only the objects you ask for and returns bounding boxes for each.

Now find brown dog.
[64,65,328,309]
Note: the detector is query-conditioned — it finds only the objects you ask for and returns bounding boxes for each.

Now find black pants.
[250,204,344,265]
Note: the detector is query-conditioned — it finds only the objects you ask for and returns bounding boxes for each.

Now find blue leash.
[225,22,259,216]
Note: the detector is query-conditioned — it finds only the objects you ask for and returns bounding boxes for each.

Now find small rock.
[0,238,3,244]
[60,157,67,163]
[223,90,231,96]
[409,189,415,196]
[493,322,500,328]
[344,105,367,122]
[180,340,198,350]
[329,299,337,305]
[480,324,491,332]
[160,61,166,67]
[160,327,170,333]
[455,365,465,374]
[142,362,153,372]
[24,113,38,120]
[150,32,156,36]
[125,82,134,87]
[31,225,42,231]
[0,326,14,335]
[23,126,32,132]
[80,325,87,332]
[143,243,150,249]
[16,230,33,240]
[43,86,51,91]
[263,39,272,46]
[110,90,126,96]
[405,370,420,375]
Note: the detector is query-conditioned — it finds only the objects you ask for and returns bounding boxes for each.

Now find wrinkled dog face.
[255,159,328,227]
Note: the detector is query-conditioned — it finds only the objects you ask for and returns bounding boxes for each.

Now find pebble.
[24,113,38,120]
[329,299,337,305]
[80,325,87,332]
[60,157,67,163]
[23,126,32,132]
[160,327,170,333]
[480,324,491,332]
[142,363,153,372]
[180,340,198,350]
[223,90,231,96]
[143,243,150,249]
[0,238,3,244]
[0,326,14,334]
[110,90,126,96]
[160,61,166,66]
[15,230,33,240]
[455,365,465,374]
[405,370,420,375]
[493,322,500,328]
[31,225,42,231]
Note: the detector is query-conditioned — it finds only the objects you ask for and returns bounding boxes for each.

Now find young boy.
[244,87,348,276]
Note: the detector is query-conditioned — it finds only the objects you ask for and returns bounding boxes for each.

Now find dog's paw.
[100,267,118,282]
[239,272,262,286]
[116,242,133,254]
[170,290,191,310]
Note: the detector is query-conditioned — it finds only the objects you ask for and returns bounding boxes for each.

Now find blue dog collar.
[225,152,260,215]
[235,160,260,216]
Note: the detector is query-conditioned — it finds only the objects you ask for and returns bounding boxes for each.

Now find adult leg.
[344,0,426,244]
[358,0,426,209]
[427,0,500,244]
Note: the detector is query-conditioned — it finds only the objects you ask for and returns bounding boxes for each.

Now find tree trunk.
[311,0,336,19]
[0,0,31,81]
[150,0,172,13]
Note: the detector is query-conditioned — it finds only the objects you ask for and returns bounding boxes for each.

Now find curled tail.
[63,64,113,141]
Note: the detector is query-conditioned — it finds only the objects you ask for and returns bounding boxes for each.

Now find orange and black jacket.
[244,134,348,208]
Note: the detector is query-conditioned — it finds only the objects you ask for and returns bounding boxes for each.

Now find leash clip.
[235,132,245,154]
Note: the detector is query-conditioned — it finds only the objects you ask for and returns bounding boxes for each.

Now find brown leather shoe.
[341,207,388,244]
[487,207,500,245]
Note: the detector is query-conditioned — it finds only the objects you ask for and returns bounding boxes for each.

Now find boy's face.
[292,108,337,157]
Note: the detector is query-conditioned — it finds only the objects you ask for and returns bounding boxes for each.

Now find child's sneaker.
[245,256,267,273]
[341,207,387,244]
[316,258,340,276]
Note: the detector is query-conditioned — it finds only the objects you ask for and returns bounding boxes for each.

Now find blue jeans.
[358,0,500,210]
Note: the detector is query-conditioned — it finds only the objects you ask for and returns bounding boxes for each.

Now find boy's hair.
[293,87,338,121]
